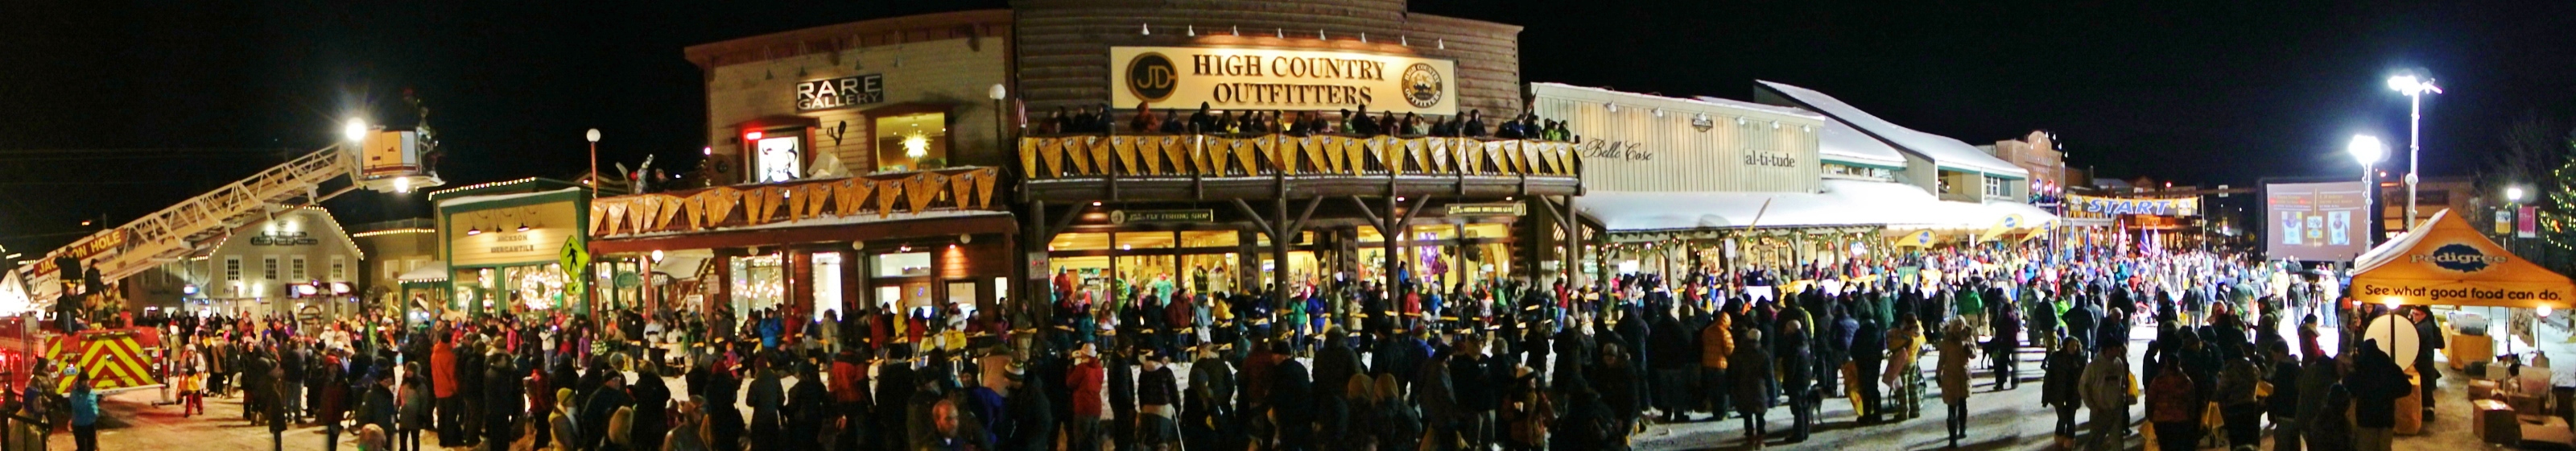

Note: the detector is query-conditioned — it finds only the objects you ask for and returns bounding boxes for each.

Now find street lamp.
[2351,134,2386,249]
[586,128,602,198]
[343,118,369,143]
[2387,72,2442,229]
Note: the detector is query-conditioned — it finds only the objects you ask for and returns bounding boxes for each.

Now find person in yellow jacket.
[1700,310,1734,420]
[1882,312,1926,421]
[549,389,577,451]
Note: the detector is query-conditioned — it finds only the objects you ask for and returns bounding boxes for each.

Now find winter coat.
[2146,366,2198,423]
[1649,315,1695,370]
[1934,334,1975,404]
[2295,355,2339,424]
[2079,354,2133,412]
[2043,346,2087,407]
[2306,386,2355,450]
[431,341,457,399]
[2268,357,2303,420]
[400,379,432,429]
[2217,358,2261,407]
[1729,341,1776,414]
[1067,359,1106,417]
[1270,359,1315,436]
[1503,380,1553,445]
[1452,354,1498,412]
[1884,322,1924,387]
[1700,314,1735,370]
[2347,346,2411,428]
[361,383,398,432]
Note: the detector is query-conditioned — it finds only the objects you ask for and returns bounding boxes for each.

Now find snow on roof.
[1578,179,2059,232]
[1816,119,1908,168]
[1756,81,2029,178]
[1530,82,1828,120]
[1578,179,2050,232]
[397,261,448,283]
[436,188,584,209]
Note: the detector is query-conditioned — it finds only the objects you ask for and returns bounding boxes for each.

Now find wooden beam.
[1284,197,1324,236]
[1348,196,1386,234]
[1044,202,1085,238]
[1393,195,1431,230]
[1229,198,1275,237]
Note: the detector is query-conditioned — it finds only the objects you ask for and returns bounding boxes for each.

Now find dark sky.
[3,0,2573,254]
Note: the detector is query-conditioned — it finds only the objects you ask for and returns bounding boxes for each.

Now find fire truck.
[0,118,443,394]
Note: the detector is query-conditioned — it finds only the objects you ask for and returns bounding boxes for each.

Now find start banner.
[2067,194,2198,217]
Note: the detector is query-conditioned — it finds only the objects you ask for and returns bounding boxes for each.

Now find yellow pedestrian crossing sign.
[560,235,589,295]
[560,235,589,271]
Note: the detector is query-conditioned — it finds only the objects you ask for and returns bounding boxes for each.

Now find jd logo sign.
[2414,243,2506,272]
[1125,52,1178,102]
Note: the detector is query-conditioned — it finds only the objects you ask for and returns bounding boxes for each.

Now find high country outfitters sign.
[1111,46,1457,115]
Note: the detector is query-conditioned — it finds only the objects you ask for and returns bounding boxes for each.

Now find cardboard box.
[2510,393,2549,414]
[2473,379,2501,399]
[2477,399,2519,444]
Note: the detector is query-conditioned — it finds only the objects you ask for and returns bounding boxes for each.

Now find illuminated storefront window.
[505,264,568,310]
[753,135,804,183]
[813,252,844,321]
[731,254,784,314]
[875,113,948,172]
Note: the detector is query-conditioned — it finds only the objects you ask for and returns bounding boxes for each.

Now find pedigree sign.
[1110,46,1457,115]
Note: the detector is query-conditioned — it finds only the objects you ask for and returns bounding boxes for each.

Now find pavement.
[64,308,2576,450]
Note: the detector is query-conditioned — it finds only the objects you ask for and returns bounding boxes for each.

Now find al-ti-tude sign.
[1111,46,1457,115]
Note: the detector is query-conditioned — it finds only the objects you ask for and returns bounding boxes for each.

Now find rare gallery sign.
[1110,46,1457,115]
[796,74,886,111]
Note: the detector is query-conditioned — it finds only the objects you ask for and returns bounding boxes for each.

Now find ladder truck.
[2,122,443,394]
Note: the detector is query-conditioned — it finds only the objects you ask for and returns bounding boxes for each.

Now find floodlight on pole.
[2386,72,2440,230]
[2508,186,2527,203]
[586,128,601,200]
[343,118,369,143]
[2351,134,2385,249]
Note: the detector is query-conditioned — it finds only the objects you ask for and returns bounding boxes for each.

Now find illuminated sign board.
[795,74,885,111]
[1109,46,1457,115]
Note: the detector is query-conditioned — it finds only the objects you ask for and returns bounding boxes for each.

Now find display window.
[875,113,949,172]
[730,254,785,315]
[753,135,804,183]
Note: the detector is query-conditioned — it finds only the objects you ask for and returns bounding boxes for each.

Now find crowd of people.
[43,242,2508,451]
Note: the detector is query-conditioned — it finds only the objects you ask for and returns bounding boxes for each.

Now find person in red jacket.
[1067,344,1108,451]
[827,350,871,450]
[1166,291,1197,358]
[429,333,460,447]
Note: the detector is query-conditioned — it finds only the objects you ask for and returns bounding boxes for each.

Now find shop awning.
[2350,209,2574,308]
[1579,180,2047,233]
[397,261,448,283]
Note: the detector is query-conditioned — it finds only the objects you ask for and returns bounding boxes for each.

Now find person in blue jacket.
[70,373,100,451]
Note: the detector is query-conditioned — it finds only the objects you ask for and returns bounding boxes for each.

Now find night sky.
[3,1,2573,255]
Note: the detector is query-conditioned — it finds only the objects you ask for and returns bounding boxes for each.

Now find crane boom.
[21,143,356,303]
